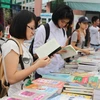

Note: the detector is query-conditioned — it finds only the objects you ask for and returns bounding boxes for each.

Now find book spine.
[64,85,93,90]
[63,90,93,95]
[65,88,93,92]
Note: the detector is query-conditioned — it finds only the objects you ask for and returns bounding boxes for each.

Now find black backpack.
[29,23,66,60]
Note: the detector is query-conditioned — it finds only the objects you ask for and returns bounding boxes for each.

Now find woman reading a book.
[33,4,74,79]
[1,10,51,96]
[71,16,90,55]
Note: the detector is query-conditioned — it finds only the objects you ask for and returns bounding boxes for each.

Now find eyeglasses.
[27,25,34,31]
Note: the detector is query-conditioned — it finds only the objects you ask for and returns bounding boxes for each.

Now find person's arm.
[71,41,90,54]
[5,50,51,84]
[71,31,90,54]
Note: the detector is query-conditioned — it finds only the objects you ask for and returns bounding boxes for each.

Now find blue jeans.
[90,45,100,51]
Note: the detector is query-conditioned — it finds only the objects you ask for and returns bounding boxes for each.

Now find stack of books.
[48,93,92,100]
[59,68,78,74]
[77,57,99,71]
[93,89,100,100]
[32,78,65,94]
[1,97,22,100]
[42,73,71,82]
[93,82,100,100]
[64,61,78,69]
[12,89,55,100]
[78,63,99,71]
[24,84,59,99]
[2,88,59,100]
[63,85,93,96]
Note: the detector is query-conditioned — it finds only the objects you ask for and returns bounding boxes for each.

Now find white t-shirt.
[33,20,67,75]
[0,37,7,46]
[1,40,33,96]
[89,26,100,44]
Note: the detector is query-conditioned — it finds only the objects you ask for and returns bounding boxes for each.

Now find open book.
[61,45,78,59]
[35,38,61,58]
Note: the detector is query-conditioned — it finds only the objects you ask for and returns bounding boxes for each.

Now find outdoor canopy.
[64,0,100,12]
[0,0,16,8]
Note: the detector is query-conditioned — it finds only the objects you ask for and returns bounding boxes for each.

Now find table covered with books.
[1,49,100,100]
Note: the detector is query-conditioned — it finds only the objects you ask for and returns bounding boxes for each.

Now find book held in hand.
[60,45,78,59]
[35,38,61,58]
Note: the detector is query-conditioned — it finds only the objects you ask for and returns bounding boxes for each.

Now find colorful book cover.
[13,90,51,100]
[4,97,21,100]
[73,76,83,83]
[72,71,97,77]
[73,76,89,87]
[49,93,92,100]
[72,75,100,88]
[63,93,92,99]
[96,80,100,89]
[32,78,65,94]
[42,73,71,82]
[87,76,99,88]
[32,78,65,89]
[25,84,58,94]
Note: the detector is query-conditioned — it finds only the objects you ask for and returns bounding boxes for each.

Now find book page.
[61,45,78,59]
[35,38,61,58]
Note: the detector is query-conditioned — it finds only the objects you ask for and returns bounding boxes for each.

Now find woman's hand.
[57,46,67,54]
[82,49,90,55]
[34,56,51,68]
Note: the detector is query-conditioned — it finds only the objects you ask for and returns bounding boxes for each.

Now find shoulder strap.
[0,38,5,41]
[8,38,24,69]
[76,29,80,42]
[29,38,34,57]
[43,23,50,43]
[44,24,66,43]
[8,37,23,55]
[62,28,65,37]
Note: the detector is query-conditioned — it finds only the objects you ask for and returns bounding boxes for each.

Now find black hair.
[9,10,36,39]
[52,4,74,27]
[0,23,4,32]
[75,22,80,30]
[7,18,12,25]
[36,16,41,22]
[91,16,99,23]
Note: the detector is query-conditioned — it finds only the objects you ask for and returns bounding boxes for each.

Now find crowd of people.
[0,4,100,97]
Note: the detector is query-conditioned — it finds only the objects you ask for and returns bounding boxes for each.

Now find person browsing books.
[89,16,100,50]
[1,10,51,96]
[71,16,90,55]
[33,4,74,79]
